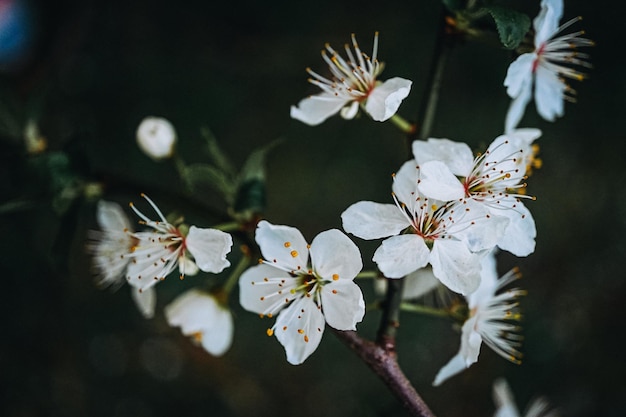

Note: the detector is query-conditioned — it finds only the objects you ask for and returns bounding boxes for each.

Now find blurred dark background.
[1,0,624,416]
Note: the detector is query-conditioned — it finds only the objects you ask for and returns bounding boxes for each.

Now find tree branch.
[333,330,436,417]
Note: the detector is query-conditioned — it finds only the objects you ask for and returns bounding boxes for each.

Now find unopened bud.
[136,117,177,160]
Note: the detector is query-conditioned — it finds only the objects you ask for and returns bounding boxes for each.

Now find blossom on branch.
[136,116,177,160]
[239,221,365,365]
[165,288,234,356]
[125,194,233,292]
[503,0,593,132]
[290,33,412,125]
[341,161,508,295]
[432,253,525,386]
[493,378,559,417]
[413,129,541,256]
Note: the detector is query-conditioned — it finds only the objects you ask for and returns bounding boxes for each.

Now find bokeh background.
[1,0,624,416]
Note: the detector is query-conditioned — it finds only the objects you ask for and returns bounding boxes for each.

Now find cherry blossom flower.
[493,378,559,417]
[503,0,593,132]
[432,253,525,386]
[413,128,541,257]
[290,33,412,125]
[136,116,177,160]
[342,161,508,295]
[165,288,234,356]
[239,220,364,365]
[87,200,156,318]
[125,194,233,292]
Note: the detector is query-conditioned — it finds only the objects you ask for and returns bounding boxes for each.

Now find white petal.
[238,263,298,316]
[255,221,310,272]
[493,200,536,257]
[341,201,408,240]
[373,234,430,278]
[391,160,421,213]
[533,0,562,45]
[340,100,360,120]
[492,379,522,417]
[274,296,326,365]
[320,281,365,330]
[504,53,535,133]
[130,286,156,319]
[412,138,474,176]
[290,93,350,126]
[403,267,441,299]
[430,239,482,295]
[452,201,509,252]
[185,226,233,273]
[432,316,482,386]
[467,251,499,308]
[364,77,412,121]
[136,117,177,160]
[432,352,466,387]
[164,289,234,356]
[534,65,565,122]
[309,229,362,281]
[97,200,132,232]
[418,160,465,201]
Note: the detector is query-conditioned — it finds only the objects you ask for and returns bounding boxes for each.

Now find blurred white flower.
[125,194,233,292]
[342,160,507,295]
[290,33,412,125]
[432,253,525,386]
[239,220,364,365]
[87,200,156,318]
[165,288,234,356]
[493,378,559,417]
[413,129,541,256]
[136,116,177,160]
[504,0,593,132]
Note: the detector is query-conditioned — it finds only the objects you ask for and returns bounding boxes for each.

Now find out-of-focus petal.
[185,226,233,273]
[290,93,349,126]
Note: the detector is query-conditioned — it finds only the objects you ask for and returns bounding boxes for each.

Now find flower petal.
[430,239,482,295]
[533,0,562,45]
[274,296,326,365]
[310,229,362,281]
[373,234,430,278]
[403,267,441,299]
[130,286,156,319]
[504,54,534,132]
[418,160,465,201]
[320,281,365,330]
[412,138,474,176]
[165,289,234,356]
[97,200,132,231]
[534,65,565,122]
[255,220,310,272]
[185,226,233,273]
[493,200,536,257]
[364,77,412,121]
[432,316,482,386]
[341,201,408,240]
[238,263,299,316]
[290,93,350,126]
[392,160,421,213]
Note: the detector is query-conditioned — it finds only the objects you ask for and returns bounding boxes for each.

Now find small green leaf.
[483,6,530,49]
[200,127,236,177]
[183,163,237,203]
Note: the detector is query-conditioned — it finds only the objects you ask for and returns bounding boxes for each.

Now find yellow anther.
[284,241,291,248]
[290,250,299,258]
[332,274,339,281]
[266,328,274,337]
[297,329,304,334]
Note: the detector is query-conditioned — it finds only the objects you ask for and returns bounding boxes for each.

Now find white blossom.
[503,0,593,132]
[165,288,234,356]
[432,253,525,386]
[290,33,412,125]
[125,194,233,292]
[342,160,508,295]
[413,129,541,256]
[239,221,364,365]
[136,116,177,160]
[87,200,156,318]
[493,378,559,417]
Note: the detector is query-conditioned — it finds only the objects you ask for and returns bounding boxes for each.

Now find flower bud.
[136,117,177,160]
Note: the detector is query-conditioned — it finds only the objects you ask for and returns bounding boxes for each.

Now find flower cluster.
[342,129,540,295]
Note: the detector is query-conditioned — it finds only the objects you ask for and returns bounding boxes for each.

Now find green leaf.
[483,6,530,50]
[183,163,237,203]
[233,139,281,216]
[200,127,236,177]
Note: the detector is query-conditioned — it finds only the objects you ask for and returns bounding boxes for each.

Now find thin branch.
[333,330,436,417]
